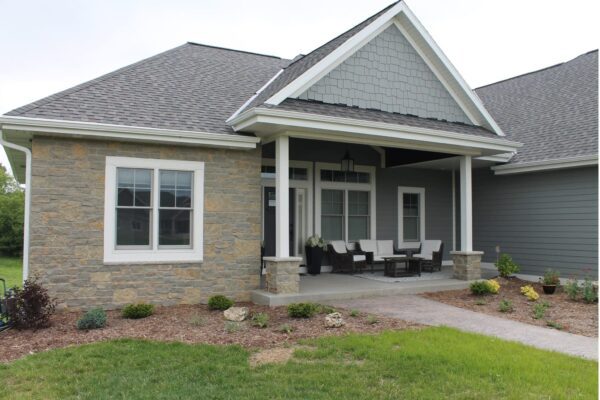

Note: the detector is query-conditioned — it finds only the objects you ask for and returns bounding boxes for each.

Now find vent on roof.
[291,54,305,62]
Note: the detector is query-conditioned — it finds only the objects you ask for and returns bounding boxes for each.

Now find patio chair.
[358,240,405,272]
[327,241,367,273]
[414,240,444,272]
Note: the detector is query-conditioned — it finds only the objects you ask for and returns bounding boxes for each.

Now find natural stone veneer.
[30,136,261,309]
[451,251,484,281]
[263,257,302,294]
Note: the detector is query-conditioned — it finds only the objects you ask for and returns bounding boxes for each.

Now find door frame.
[261,160,313,260]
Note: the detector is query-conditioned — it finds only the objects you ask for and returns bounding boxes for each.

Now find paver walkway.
[331,295,598,360]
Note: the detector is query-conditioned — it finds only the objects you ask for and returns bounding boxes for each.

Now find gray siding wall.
[298,25,470,124]
[473,167,598,278]
[377,167,454,259]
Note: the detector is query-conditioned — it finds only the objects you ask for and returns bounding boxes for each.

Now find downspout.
[0,131,31,282]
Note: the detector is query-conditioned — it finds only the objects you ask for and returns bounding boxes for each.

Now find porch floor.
[252,266,496,306]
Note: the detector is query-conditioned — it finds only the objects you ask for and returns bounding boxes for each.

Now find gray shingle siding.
[298,25,470,124]
[473,166,598,277]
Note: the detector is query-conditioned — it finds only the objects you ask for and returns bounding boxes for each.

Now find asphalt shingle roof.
[475,50,598,164]
[6,43,290,134]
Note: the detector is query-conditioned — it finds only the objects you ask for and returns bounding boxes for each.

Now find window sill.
[103,249,203,265]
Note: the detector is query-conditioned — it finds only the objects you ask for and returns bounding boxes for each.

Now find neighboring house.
[0,1,596,308]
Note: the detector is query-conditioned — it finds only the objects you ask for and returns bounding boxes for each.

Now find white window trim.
[397,186,425,247]
[315,162,376,242]
[104,156,204,264]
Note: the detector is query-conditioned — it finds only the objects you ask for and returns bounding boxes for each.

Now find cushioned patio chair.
[358,240,404,272]
[414,240,444,273]
[327,241,367,273]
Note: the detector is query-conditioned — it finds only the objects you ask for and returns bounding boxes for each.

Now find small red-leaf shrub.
[7,276,56,330]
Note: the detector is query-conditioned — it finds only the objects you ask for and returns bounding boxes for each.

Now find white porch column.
[275,135,290,258]
[459,155,473,252]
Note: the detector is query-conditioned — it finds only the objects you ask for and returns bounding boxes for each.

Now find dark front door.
[263,187,295,257]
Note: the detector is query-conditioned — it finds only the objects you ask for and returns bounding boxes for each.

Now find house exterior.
[0,2,596,309]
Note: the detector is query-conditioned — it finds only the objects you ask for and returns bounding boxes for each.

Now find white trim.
[261,2,504,135]
[0,132,31,282]
[371,146,386,168]
[265,3,405,105]
[315,162,376,242]
[451,170,456,252]
[229,108,521,156]
[275,136,290,257]
[226,69,285,123]
[492,155,598,175]
[397,186,426,247]
[104,156,204,264]
[459,155,472,252]
[0,116,259,150]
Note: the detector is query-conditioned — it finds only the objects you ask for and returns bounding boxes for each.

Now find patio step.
[251,277,471,307]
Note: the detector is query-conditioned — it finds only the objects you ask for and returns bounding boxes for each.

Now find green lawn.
[0,327,596,399]
[0,256,21,289]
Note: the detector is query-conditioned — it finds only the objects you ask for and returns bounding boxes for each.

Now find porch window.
[104,156,204,264]
[261,166,308,181]
[402,193,420,242]
[348,191,370,241]
[321,189,344,240]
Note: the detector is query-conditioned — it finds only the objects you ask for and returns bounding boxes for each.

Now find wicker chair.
[415,240,444,273]
[327,241,367,273]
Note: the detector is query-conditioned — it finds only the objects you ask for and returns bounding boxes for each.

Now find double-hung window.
[397,187,425,247]
[105,157,204,264]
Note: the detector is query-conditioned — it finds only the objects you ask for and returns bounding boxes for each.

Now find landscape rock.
[223,307,249,322]
[324,312,345,328]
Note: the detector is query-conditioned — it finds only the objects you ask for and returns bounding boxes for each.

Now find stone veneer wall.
[29,137,261,309]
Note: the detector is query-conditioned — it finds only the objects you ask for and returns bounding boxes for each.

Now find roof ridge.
[280,1,400,71]
[475,49,598,90]
[185,41,285,60]
[5,44,191,116]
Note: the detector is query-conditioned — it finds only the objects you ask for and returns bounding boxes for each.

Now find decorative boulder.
[324,312,345,328]
[224,307,249,322]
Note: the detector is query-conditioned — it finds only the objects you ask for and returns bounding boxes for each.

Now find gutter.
[492,154,598,175]
[0,131,31,282]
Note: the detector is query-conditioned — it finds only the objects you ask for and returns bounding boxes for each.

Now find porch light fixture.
[340,150,355,172]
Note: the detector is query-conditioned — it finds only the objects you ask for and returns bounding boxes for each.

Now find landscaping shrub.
[582,279,598,303]
[277,323,294,334]
[122,303,154,319]
[76,308,107,330]
[366,315,379,325]
[564,279,581,300]
[225,321,244,333]
[533,301,550,319]
[316,304,336,314]
[208,295,234,311]
[540,269,560,286]
[469,280,499,295]
[189,315,204,327]
[250,312,269,328]
[349,309,360,317]
[546,320,563,330]
[498,300,513,313]
[6,276,56,329]
[520,285,539,301]
[495,253,520,277]
[287,303,318,318]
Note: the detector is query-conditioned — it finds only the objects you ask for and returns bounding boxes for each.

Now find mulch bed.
[422,277,598,337]
[0,303,420,363]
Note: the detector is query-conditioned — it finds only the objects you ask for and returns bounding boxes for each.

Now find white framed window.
[104,156,204,264]
[315,162,376,242]
[397,186,425,247]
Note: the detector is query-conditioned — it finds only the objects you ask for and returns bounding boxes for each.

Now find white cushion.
[359,239,377,254]
[330,241,347,254]
[353,255,366,262]
[373,256,384,263]
[413,253,432,260]
[420,240,442,258]
[346,242,357,252]
[377,240,394,256]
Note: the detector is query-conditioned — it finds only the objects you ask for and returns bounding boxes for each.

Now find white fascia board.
[264,2,405,105]
[230,108,522,155]
[226,68,285,123]
[0,116,259,149]
[262,1,504,137]
[492,155,598,175]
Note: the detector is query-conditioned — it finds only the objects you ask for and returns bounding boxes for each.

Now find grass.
[0,327,596,399]
[0,256,22,289]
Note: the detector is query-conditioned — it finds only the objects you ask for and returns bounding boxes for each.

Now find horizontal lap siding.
[473,167,598,278]
[377,168,453,258]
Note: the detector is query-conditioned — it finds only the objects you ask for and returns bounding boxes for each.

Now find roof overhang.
[260,1,505,136]
[229,107,521,157]
[0,116,260,183]
[492,154,598,175]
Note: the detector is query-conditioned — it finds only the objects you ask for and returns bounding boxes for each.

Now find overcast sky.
[0,0,597,173]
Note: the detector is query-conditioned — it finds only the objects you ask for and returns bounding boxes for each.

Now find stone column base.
[263,257,302,294]
[450,251,484,280]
